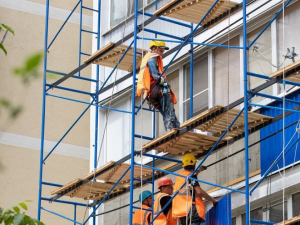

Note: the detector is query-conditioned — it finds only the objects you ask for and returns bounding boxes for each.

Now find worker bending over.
[137,40,180,132]
[133,190,153,225]
[153,177,177,225]
[173,154,217,225]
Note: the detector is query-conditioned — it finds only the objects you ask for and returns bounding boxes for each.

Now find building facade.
[93,0,300,224]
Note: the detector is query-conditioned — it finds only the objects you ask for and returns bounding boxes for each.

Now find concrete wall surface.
[0,0,93,224]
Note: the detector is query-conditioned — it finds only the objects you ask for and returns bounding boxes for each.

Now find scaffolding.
[38,0,300,225]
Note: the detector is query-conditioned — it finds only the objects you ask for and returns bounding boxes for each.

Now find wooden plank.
[153,0,180,15]
[155,0,239,24]
[276,215,300,225]
[51,179,82,195]
[269,60,300,78]
[180,105,223,128]
[84,161,115,180]
[207,170,261,194]
[84,42,114,63]
[143,129,178,149]
[89,43,147,71]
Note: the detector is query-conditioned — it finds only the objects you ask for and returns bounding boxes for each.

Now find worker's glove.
[159,76,165,85]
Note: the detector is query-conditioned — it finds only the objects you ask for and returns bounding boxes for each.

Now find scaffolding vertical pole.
[37,0,50,220]
[79,0,83,76]
[92,1,101,224]
[74,205,77,225]
[243,0,250,224]
[189,23,194,119]
[129,0,138,224]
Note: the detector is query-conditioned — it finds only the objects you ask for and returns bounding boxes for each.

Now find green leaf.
[12,206,20,214]
[24,216,35,225]
[32,219,45,225]
[9,105,22,118]
[13,214,25,225]
[19,202,27,210]
[3,212,14,224]
[0,43,7,55]
[0,99,10,107]
[25,53,42,72]
[24,200,33,203]
[2,24,14,35]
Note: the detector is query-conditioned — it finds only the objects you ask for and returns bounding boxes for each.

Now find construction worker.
[137,40,180,132]
[172,154,217,225]
[153,177,177,225]
[132,190,153,225]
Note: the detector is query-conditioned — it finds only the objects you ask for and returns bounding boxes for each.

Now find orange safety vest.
[153,193,177,225]
[137,52,177,104]
[172,170,205,220]
[132,204,151,225]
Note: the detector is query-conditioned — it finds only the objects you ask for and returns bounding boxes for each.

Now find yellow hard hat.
[149,40,169,50]
[182,154,197,167]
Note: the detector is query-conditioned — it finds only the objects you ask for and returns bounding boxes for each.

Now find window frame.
[182,53,209,121]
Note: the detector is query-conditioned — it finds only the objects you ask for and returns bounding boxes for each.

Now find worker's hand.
[159,76,165,85]
[213,199,218,207]
[197,165,207,173]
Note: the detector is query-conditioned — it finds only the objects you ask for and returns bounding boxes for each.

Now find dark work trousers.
[158,93,180,131]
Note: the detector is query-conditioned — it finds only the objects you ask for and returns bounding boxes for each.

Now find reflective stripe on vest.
[132,204,151,225]
[172,170,205,220]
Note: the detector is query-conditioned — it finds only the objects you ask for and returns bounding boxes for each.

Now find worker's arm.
[160,196,172,216]
[194,186,217,205]
[148,57,164,83]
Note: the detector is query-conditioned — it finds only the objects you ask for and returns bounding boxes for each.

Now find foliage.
[13,52,43,84]
[0,201,45,225]
[0,23,14,55]
[0,52,43,118]
[0,98,22,119]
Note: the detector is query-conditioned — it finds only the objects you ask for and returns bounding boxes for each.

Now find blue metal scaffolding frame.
[38,0,298,224]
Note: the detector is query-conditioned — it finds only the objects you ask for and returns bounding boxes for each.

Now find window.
[277,1,300,94]
[232,217,236,225]
[293,192,300,217]
[214,36,240,107]
[248,24,273,103]
[269,199,287,223]
[242,207,263,225]
[183,56,208,121]
[110,0,155,28]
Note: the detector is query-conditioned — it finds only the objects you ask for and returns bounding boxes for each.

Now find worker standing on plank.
[172,154,217,225]
[132,190,153,225]
[153,177,177,225]
[137,40,180,132]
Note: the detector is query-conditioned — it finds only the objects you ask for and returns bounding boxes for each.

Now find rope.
[281,0,286,223]
[277,119,300,178]
[82,0,131,222]
[185,176,190,225]
[139,0,147,222]
[226,0,231,224]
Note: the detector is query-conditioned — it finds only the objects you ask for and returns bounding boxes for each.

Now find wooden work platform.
[270,59,300,83]
[276,215,300,225]
[145,131,228,155]
[51,162,153,201]
[143,105,272,154]
[154,0,239,26]
[84,42,147,72]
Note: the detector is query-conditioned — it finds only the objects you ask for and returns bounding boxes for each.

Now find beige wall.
[0,144,89,224]
[1,1,93,224]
